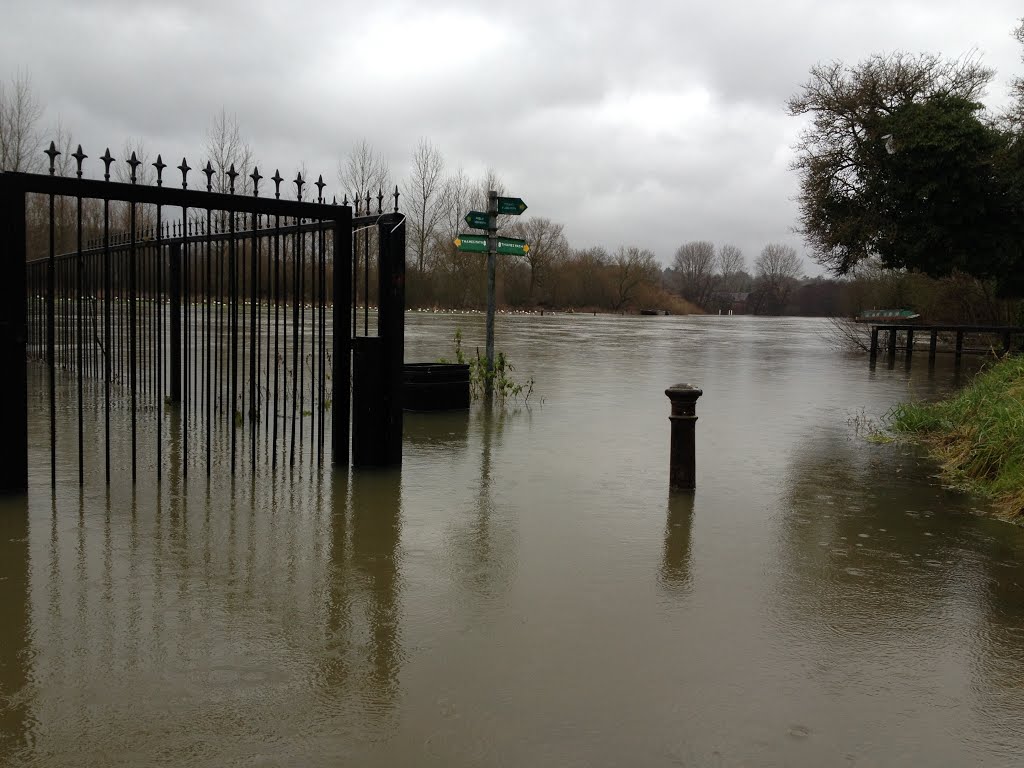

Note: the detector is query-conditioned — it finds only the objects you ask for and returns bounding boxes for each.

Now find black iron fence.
[1,141,406,494]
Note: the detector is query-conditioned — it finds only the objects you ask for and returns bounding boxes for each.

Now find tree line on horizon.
[8,11,1024,326]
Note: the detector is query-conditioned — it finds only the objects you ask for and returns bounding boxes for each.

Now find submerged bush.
[439,329,535,404]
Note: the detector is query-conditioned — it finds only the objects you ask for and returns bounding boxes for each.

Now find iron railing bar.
[4,172,335,218]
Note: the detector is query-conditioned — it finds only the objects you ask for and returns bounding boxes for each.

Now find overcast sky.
[2,0,1022,273]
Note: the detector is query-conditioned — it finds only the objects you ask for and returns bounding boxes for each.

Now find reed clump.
[887,356,1024,520]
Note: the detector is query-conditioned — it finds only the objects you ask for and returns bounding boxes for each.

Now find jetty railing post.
[887,327,897,364]
[665,383,703,492]
[168,242,182,404]
[905,328,914,364]
[955,331,964,368]
[869,327,879,365]
[929,330,938,366]
[332,206,353,466]
[0,181,28,494]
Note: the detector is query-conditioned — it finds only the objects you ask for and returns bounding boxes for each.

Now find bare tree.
[717,244,744,280]
[508,216,569,297]
[672,240,717,307]
[610,246,659,311]
[339,138,391,208]
[570,246,610,307]
[111,138,159,233]
[205,109,253,195]
[753,243,803,314]
[425,168,479,307]
[438,168,473,244]
[0,71,43,172]
[403,138,445,272]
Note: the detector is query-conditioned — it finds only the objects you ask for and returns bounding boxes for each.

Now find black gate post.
[168,242,182,403]
[332,206,353,465]
[352,335,383,466]
[0,181,28,494]
[376,214,406,465]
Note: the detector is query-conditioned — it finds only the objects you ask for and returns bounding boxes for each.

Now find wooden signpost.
[452,191,529,396]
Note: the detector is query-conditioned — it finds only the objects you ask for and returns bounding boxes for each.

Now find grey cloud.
[2,0,1022,270]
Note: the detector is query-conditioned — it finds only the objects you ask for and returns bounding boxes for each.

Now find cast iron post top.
[665,383,703,399]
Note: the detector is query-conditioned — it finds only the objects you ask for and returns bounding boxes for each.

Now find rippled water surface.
[3,313,1024,766]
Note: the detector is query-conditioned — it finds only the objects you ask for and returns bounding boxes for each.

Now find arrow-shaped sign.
[497,237,530,256]
[497,197,527,215]
[454,234,487,253]
[454,234,530,255]
[464,211,489,230]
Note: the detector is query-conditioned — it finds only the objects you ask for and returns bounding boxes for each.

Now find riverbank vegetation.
[887,356,1024,520]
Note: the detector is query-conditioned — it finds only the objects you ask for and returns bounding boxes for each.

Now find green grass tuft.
[886,356,1024,520]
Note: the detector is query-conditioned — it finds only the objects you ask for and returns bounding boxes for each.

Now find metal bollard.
[666,383,703,491]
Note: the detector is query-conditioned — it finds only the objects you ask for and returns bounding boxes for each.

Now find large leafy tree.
[1008,19,1024,132]
[787,51,1024,296]
[871,95,1020,283]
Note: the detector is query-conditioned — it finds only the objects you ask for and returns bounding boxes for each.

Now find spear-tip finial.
[226,163,238,194]
[178,157,191,188]
[127,151,141,183]
[315,174,326,202]
[393,184,400,212]
[153,154,166,186]
[202,161,214,192]
[272,170,283,199]
[250,167,262,197]
[44,141,60,175]
[71,145,87,178]
[101,148,114,181]
[294,171,304,200]
[377,187,384,214]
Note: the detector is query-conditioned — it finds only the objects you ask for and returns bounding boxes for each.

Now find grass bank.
[887,356,1024,520]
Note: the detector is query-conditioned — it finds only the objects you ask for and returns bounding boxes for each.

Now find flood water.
[3,313,1024,766]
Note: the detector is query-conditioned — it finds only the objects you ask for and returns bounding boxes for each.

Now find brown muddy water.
[2,313,1024,767]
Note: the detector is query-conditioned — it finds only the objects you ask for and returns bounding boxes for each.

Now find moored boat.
[856,308,921,323]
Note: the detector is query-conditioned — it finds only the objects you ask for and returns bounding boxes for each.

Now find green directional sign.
[464,211,489,229]
[455,235,530,255]
[497,197,528,215]
[454,234,487,253]
[497,237,530,256]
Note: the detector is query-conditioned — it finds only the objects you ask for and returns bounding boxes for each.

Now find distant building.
[712,291,750,314]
